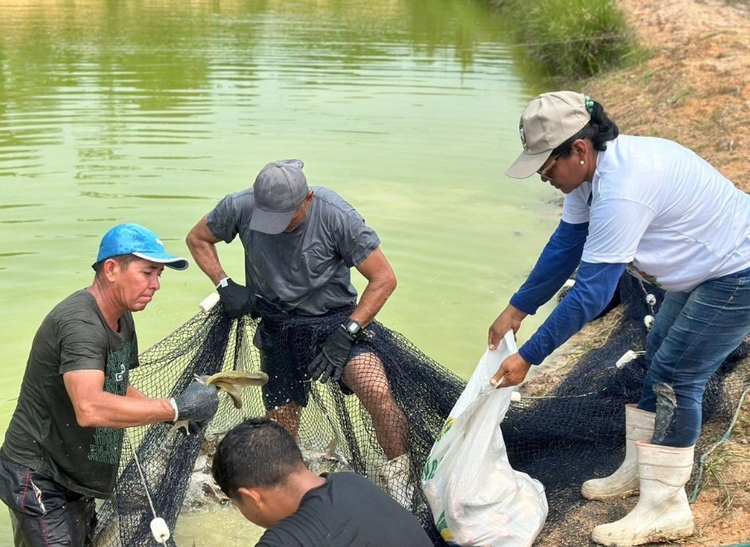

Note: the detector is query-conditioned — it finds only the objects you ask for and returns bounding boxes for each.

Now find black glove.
[217,278,257,319]
[308,327,356,384]
[171,381,220,423]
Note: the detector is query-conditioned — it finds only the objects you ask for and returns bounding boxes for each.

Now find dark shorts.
[255,319,370,409]
[0,453,96,547]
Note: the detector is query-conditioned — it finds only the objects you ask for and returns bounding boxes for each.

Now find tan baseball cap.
[505,91,591,179]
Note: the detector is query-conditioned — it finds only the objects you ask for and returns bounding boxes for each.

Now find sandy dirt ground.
[525,0,750,544]
[586,0,750,192]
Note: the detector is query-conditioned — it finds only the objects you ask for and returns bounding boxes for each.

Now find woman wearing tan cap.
[487,91,750,546]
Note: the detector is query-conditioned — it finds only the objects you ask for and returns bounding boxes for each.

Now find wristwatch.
[342,319,363,340]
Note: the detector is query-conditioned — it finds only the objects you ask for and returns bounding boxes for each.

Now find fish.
[198,370,269,409]
[302,445,351,475]
[300,405,351,475]
[172,371,269,435]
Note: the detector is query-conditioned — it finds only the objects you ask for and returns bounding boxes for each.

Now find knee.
[361,380,393,403]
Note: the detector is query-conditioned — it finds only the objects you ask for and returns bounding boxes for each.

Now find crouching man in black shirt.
[211,417,432,547]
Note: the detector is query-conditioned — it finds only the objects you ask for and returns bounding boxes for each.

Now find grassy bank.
[493,0,641,81]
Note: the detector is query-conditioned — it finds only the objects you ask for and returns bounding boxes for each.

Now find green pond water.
[0,0,561,543]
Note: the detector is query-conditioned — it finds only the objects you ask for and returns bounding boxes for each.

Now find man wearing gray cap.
[0,223,221,547]
[487,91,750,546]
[186,160,412,506]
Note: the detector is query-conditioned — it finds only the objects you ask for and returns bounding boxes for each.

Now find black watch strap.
[342,319,363,340]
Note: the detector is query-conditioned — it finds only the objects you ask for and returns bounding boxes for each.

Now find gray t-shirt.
[207,186,381,315]
[1,290,138,498]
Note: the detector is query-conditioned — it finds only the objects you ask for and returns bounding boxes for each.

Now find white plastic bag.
[422,332,548,546]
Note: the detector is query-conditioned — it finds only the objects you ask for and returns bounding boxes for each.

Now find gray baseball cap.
[506,91,591,179]
[249,159,309,234]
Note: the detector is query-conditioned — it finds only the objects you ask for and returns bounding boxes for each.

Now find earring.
[579,160,585,165]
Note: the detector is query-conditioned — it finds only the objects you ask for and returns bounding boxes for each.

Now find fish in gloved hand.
[171,371,269,435]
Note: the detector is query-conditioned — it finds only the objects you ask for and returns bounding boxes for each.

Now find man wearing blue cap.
[0,223,221,547]
[186,160,413,507]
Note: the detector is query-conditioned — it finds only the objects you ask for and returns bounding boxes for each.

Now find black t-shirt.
[1,290,138,498]
[256,473,432,547]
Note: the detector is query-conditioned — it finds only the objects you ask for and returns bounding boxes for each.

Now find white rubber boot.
[376,453,414,509]
[591,441,695,547]
[582,404,655,500]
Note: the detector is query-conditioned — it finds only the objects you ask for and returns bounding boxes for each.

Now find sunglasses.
[537,154,561,178]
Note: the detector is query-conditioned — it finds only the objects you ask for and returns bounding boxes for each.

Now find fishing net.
[90,275,750,547]
[90,296,464,547]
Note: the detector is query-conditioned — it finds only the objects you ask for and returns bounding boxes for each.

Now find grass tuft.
[495,0,642,80]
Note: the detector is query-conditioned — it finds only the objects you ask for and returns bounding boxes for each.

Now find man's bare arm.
[64,370,174,428]
[350,247,397,327]
[186,215,229,286]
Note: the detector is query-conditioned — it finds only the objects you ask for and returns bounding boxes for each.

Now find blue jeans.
[638,267,750,447]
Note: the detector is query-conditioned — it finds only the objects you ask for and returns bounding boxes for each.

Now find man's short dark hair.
[211,417,305,500]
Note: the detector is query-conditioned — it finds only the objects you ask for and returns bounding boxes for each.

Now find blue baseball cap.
[94,223,189,270]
